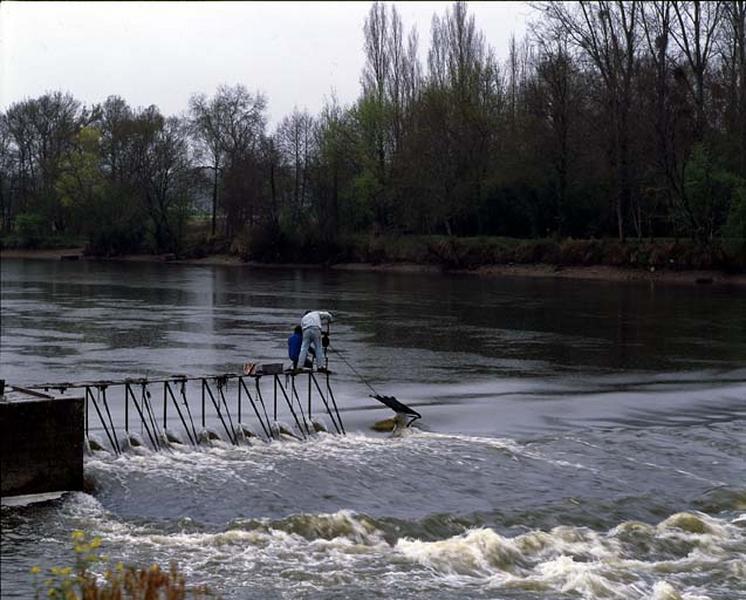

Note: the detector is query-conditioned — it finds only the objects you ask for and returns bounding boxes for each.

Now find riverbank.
[4,247,745,287]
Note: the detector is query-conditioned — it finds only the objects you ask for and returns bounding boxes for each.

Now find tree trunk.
[270,157,277,225]
[211,161,219,237]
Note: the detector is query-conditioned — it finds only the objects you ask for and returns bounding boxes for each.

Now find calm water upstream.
[1,258,745,599]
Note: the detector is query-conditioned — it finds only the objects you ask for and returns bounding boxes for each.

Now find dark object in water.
[370,394,421,428]
[88,437,107,452]
[165,430,183,444]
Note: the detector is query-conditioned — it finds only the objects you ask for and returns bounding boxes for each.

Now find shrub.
[558,239,592,265]
[30,530,214,599]
[85,224,144,257]
[426,237,469,268]
[723,185,746,270]
[13,213,47,248]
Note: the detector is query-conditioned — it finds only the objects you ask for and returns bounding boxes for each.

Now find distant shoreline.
[3,247,745,287]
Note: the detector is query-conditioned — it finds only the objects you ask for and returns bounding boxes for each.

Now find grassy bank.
[241,234,746,274]
[4,229,744,275]
[0,231,85,251]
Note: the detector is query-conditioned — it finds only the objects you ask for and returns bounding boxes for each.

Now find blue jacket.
[288,332,302,362]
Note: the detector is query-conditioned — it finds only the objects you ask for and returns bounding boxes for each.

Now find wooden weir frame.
[23,371,345,455]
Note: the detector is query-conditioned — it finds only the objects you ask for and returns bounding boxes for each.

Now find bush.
[85,225,144,257]
[31,530,213,599]
[723,185,746,270]
[511,239,558,264]
[137,218,746,273]
[236,220,345,264]
[426,237,470,268]
[238,222,288,261]
[13,213,47,248]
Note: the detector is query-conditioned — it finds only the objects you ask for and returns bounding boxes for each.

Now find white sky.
[0,1,533,126]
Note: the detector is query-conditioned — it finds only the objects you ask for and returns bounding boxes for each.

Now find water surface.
[1,258,744,599]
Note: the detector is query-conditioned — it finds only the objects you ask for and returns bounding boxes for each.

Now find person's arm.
[318,311,333,324]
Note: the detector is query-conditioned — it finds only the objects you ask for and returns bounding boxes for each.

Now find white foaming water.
[87,431,399,473]
[395,511,745,600]
[396,528,525,578]
[86,428,531,479]
[64,497,393,596]
[650,581,714,600]
[19,427,742,599]
[63,491,742,600]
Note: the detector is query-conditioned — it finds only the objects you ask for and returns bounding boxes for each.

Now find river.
[1,258,744,599]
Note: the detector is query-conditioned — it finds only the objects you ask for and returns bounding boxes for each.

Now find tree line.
[1,1,745,258]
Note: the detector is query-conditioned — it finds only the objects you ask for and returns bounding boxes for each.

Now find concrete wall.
[1,396,84,497]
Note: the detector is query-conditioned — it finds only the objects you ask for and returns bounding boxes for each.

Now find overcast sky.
[1,1,533,126]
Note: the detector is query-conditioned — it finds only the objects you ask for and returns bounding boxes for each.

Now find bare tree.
[130,109,195,252]
[720,1,746,175]
[638,1,702,236]
[98,95,135,187]
[189,85,267,235]
[530,33,581,234]
[276,109,316,223]
[402,27,422,109]
[539,1,641,240]
[363,1,389,103]
[423,1,496,235]
[670,1,724,139]
[387,5,406,154]
[3,92,92,231]
[189,93,224,236]
[0,116,15,231]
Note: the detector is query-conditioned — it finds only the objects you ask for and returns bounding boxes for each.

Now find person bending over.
[297,310,333,372]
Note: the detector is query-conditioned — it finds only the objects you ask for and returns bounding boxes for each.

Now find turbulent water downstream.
[1,258,745,599]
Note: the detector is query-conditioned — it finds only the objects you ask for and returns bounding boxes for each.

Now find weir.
[15,369,346,456]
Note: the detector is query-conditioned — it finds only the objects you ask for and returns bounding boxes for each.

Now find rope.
[328,344,380,396]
